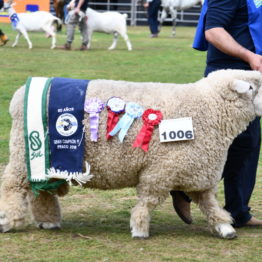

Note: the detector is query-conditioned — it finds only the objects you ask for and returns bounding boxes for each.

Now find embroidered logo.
[29,131,42,151]
[254,0,262,8]
[56,113,78,137]
[29,131,43,160]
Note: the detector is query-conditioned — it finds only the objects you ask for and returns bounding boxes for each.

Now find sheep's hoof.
[0,211,12,233]
[133,236,148,240]
[214,223,237,239]
[131,228,149,239]
[37,222,61,230]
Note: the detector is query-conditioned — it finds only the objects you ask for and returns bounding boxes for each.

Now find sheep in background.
[4,0,62,49]
[160,0,202,36]
[0,70,262,239]
[85,8,132,51]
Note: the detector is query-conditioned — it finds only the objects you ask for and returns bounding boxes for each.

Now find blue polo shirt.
[205,0,255,69]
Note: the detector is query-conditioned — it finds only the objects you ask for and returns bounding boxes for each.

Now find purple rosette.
[84,98,104,142]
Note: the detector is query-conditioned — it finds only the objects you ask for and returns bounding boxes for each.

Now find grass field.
[0,23,261,262]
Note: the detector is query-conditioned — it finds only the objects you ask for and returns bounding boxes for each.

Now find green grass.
[0,24,261,262]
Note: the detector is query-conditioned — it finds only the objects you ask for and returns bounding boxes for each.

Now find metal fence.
[88,0,201,26]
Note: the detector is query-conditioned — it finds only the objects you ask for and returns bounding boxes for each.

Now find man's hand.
[205,28,262,73]
[247,53,262,73]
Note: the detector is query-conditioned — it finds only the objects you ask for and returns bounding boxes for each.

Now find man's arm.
[75,0,85,14]
[205,27,262,72]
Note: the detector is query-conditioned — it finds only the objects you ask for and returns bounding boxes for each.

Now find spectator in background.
[62,0,89,50]
[143,0,161,38]
[0,0,9,46]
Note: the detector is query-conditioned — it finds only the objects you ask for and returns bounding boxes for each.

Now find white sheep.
[4,1,62,49]
[160,0,202,36]
[85,8,132,51]
[0,69,262,239]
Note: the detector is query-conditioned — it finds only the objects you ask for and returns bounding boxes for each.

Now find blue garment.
[202,0,262,227]
[48,78,89,174]
[147,0,161,34]
[193,0,262,57]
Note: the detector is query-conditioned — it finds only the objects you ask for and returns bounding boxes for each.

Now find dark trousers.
[205,65,261,226]
[147,0,161,34]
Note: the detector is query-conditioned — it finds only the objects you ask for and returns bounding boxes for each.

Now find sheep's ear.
[232,79,252,94]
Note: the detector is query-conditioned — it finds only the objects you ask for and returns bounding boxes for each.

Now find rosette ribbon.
[106,97,126,140]
[84,98,104,142]
[133,109,163,152]
[109,102,144,143]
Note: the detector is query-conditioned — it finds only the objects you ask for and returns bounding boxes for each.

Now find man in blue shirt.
[172,0,262,227]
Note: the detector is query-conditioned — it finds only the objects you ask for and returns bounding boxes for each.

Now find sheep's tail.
[122,13,128,20]
[53,17,62,32]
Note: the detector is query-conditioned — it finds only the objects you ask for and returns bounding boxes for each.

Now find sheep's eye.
[249,85,253,90]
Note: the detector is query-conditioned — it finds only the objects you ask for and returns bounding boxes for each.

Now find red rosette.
[106,97,125,140]
[133,109,163,152]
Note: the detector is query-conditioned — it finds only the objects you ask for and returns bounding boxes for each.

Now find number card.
[159,117,194,142]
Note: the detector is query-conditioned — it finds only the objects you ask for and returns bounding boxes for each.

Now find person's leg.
[147,0,161,35]
[79,15,88,50]
[63,12,78,49]
[223,117,261,227]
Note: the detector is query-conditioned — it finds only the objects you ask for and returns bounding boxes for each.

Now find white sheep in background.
[160,0,202,36]
[4,1,62,49]
[85,8,132,51]
[1,70,262,239]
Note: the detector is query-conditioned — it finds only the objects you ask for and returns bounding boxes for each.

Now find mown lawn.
[0,23,261,262]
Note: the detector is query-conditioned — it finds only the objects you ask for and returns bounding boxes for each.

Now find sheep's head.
[207,69,262,114]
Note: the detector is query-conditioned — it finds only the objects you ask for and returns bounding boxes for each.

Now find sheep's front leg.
[169,8,177,37]
[191,188,236,239]
[28,190,61,229]
[159,8,168,31]
[108,32,118,50]
[0,164,29,232]
[12,32,21,48]
[19,29,33,49]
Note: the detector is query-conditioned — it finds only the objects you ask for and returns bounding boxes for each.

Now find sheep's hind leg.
[108,32,118,50]
[42,25,56,49]
[0,164,29,232]
[28,190,62,230]
[121,32,132,51]
[191,188,236,239]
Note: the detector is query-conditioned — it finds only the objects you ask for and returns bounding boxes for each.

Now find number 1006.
[161,130,193,141]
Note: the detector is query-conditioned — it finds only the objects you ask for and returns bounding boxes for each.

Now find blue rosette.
[109,102,144,142]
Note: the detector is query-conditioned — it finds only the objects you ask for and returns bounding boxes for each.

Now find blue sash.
[192,0,208,51]
[193,0,262,54]
[247,0,262,54]
[48,78,89,174]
